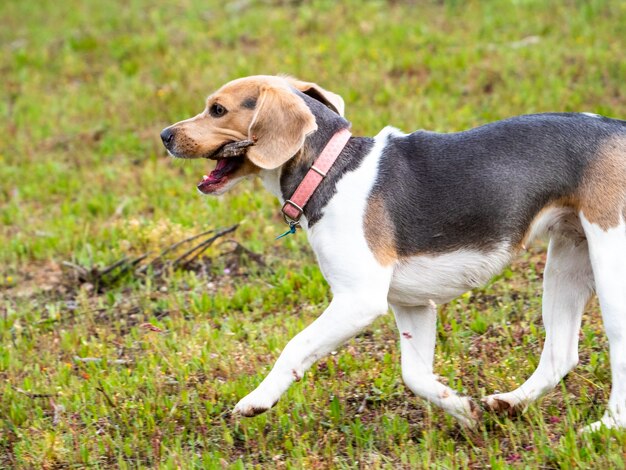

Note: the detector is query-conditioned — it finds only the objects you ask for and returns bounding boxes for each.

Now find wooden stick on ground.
[171,224,239,268]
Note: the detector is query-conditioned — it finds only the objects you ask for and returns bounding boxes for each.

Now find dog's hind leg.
[580,214,626,432]
[392,302,481,428]
[483,223,594,416]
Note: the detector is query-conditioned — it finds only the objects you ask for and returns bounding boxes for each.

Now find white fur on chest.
[388,244,512,306]
[307,128,398,291]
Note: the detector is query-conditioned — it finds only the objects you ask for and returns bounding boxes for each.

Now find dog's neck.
[259,91,374,229]
[280,102,349,196]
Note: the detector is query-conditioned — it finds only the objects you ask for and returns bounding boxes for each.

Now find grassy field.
[2,0,626,467]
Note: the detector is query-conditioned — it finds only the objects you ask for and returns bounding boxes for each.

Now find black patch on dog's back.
[372,113,626,255]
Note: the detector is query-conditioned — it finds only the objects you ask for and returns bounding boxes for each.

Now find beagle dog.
[161,75,626,431]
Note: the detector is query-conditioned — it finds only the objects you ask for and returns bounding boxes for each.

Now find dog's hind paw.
[580,413,626,433]
[482,393,525,417]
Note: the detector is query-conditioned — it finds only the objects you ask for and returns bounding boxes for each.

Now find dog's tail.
[524,207,577,247]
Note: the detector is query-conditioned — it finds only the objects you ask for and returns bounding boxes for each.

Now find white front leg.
[234,290,390,416]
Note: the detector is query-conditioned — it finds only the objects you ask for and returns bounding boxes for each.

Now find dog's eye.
[209,103,228,118]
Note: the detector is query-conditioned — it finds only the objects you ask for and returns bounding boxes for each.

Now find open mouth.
[197,156,245,194]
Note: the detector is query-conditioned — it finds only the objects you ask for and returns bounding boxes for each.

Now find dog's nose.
[160,127,175,147]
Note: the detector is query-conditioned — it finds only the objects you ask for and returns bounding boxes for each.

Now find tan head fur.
[163,75,344,170]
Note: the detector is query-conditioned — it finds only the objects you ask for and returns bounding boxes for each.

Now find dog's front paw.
[453,397,483,429]
[233,391,277,417]
[482,393,525,417]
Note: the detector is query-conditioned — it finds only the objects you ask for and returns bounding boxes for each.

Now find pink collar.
[281,128,352,224]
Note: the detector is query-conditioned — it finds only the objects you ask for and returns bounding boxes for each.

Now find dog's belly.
[387,243,513,306]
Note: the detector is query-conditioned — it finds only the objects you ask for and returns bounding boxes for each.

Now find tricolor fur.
[161,75,626,431]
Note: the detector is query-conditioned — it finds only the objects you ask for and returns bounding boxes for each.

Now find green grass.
[2,0,626,467]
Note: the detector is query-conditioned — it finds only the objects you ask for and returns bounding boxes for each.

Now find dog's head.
[160,75,345,195]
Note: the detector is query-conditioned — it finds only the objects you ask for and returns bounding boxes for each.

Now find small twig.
[140,323,166,333]
[98,256,129,277]
[170,241,214,268]
[73,356,132,365]
[96,381,116,408]
[113,197,130,218]
[13,386,56,399]
[137,229,217,274]
[357,396,368,414]
[171,224,239,268]
[61,261,89,277]
[570,370,604,390]
[104,254,149,284]
[171,238,215,268]
[221,239,267,268]
[129,253,149,267]
[50,398,65,427]
[212,139,254,159]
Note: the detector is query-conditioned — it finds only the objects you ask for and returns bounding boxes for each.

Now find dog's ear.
[247,85,317,170]
[284,78,345,117]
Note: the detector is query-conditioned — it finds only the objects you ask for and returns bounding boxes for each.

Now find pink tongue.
[202,159,229,183]
[214,159,229,172]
